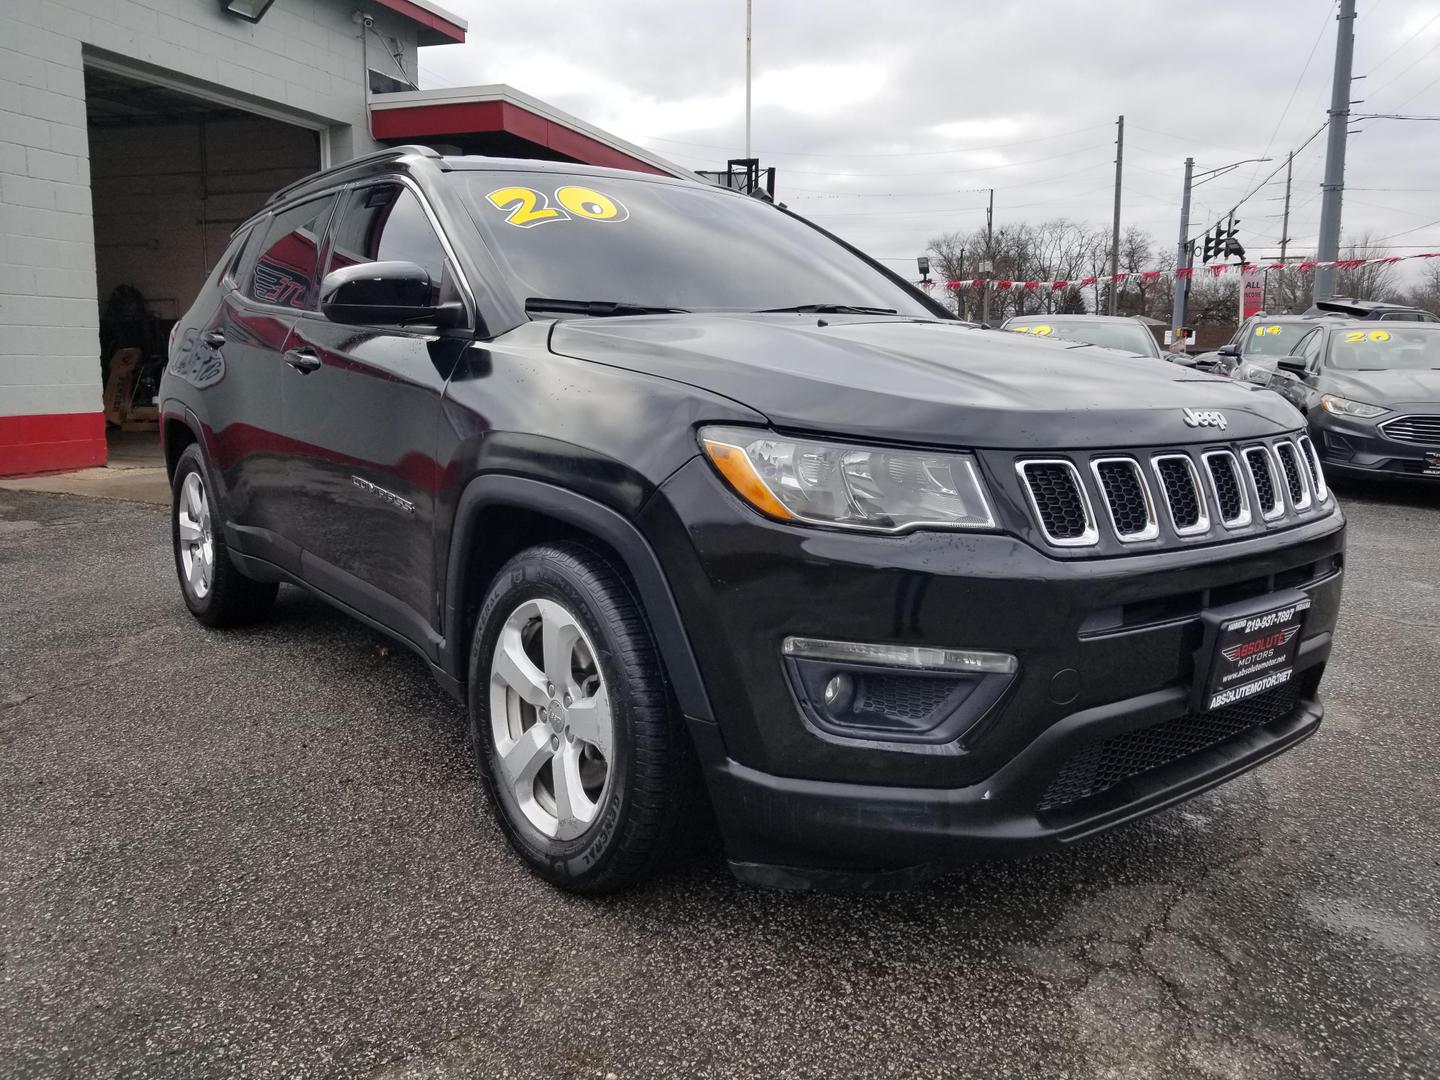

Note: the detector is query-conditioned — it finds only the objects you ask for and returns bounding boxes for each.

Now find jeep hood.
[549,314,1303,448]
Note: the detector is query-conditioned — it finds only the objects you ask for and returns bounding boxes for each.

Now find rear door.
[203,194,338,572]
[279,180,471,652]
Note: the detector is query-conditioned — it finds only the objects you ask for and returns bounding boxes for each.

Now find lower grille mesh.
[1036,683,1299,813]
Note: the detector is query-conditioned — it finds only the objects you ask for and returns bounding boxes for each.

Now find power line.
[1364,9,1440,73]
[1368,38,1440,97]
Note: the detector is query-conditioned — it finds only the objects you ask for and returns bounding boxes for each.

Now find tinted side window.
[247,195,337,310]
[1299,330,1324,366]
[328,185,449,306]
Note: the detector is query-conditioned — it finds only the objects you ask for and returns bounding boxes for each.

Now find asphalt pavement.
[1,483,1436,1079]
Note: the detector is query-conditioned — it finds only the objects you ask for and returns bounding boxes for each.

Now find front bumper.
[648,456,1346,883]
[1312,407,1440,480]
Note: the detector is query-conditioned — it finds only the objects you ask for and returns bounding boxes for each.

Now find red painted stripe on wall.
[371,0,466,43]
[0,412,107,477]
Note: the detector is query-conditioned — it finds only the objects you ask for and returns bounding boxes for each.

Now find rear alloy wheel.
[469,542,700,892]
[171,443,277,627]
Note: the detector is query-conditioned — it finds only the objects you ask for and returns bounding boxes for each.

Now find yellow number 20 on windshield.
[487,185,629,228]
[1344,330,1391,343]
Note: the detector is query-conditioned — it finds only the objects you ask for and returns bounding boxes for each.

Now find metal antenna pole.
[1314,0,1356,301]
[744,0,752,161]
[1171,157,1194,338]
[1108,114,1124,315]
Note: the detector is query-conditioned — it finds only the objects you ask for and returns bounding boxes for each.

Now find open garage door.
[85,67,321,455]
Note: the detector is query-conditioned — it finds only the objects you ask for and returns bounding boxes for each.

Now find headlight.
[1320,394,1387,419]
[699,426,996,533]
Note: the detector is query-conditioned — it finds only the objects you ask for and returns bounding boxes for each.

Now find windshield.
[460,172,935,317]
[1243,321,1311,356]
[1006,320,1159,357]
[1325,326,1440,370]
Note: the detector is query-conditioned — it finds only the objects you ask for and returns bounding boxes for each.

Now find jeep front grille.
[1016,460,1096,546]
[1012,433,1328,551]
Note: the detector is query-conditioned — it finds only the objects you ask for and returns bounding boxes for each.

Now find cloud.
[419,0,1440,277]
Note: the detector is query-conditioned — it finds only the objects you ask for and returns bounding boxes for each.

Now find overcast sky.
[418,0,1440,281]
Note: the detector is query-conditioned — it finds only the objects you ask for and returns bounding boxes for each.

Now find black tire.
[468,541,700,893]
[170,443,277,627]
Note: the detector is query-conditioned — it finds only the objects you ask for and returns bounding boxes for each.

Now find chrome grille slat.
[1091,457,1158,542]
[1243,446,1285,521]
[1274,440,1312,511]
[1202,450,1251,528]
[1151,454,1210,536]
[1017,460,1098,547]
[1378,415,1440,445]
[1296,435,1328,502]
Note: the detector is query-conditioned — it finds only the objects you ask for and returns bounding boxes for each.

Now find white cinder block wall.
[0,0,437,474]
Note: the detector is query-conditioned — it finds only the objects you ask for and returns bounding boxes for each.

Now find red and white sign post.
[1241,271,1265,320]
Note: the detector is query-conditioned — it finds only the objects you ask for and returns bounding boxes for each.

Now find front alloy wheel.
[468,542,701,893]
[489,598,614,841]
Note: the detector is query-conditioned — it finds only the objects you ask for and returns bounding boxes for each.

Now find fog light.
[781,637,1018,745]
[823,673,854,710]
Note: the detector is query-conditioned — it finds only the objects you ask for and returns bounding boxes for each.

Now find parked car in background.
[1303,297,1440,323]
[1202,315,1321,378]
[1002,314,1164,359]
[1258,321,1440,482]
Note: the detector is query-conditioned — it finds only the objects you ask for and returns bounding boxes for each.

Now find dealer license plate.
[1424,451,1440,476]
[1202,597,1311,712]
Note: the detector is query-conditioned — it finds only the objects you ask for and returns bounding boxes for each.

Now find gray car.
[1001,314,1164,359]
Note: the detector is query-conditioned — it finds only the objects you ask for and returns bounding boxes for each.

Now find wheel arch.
[442,475,714,723]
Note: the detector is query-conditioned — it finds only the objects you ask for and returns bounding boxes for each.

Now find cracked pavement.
[1,483,1437,1079]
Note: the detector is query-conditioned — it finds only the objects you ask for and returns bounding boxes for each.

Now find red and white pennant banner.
[946,252,1440,291]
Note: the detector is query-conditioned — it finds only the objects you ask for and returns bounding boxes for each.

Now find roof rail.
[265,144,442,206]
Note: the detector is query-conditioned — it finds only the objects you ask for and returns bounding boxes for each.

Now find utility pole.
[744,0,752,160]
[1314,0,1356,301]
[1279,150,1294,262]
[1171,156,1194,339]
[980,188,994,326]
[1109,114,1124,315]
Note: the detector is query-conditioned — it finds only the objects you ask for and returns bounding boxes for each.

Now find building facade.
[0,0,685,476]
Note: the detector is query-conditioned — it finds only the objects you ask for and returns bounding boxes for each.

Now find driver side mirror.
[1217,343,1240,358]
[1276,355,1309,375]
[320,261,464,328]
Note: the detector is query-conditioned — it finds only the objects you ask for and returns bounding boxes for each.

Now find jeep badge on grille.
[1182,408,1227,430]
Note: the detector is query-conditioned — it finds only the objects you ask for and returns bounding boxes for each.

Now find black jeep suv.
[161,146,1345,892]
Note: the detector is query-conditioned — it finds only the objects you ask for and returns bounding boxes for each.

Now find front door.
[280,182,470,654]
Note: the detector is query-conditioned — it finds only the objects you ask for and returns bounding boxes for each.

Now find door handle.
[284,348,321,374]
[202,330,226,349]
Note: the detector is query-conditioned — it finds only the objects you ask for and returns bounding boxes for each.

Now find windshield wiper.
[525,298,689,317]
[753,303,899,316]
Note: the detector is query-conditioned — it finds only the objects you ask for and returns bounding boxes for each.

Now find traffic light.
[1223,216,1245,260]
[1202,227,1221,263]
